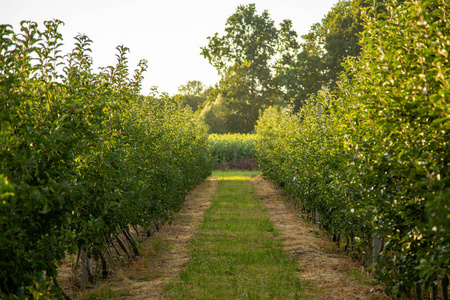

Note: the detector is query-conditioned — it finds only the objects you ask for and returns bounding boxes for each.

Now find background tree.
[198,93,230,133]
[286,0,363,104]
[270,0,364,111]
[321,0,363,88]
[274,21,325,111]
[175,80,211,112]
[200,1,366,128]
[200,4,280,133]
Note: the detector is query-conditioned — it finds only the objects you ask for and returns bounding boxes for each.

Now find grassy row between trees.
[0,21,211,298]
[256,1,449,298]
[164,173,304,299]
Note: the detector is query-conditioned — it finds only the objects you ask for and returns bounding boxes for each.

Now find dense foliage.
[200,1,366,133]
[0,20,211,298]
[299,0,364,94]
[208,133,257,167]
[174,80,212,112]
[256,0,449,297]
[200,4,302,133]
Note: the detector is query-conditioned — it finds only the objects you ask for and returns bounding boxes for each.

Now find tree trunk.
[115,234,135,259]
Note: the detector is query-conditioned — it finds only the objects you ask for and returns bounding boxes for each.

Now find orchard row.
[0,21,211,298]
[256,1,449,298]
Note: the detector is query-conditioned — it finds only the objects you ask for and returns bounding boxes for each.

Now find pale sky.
[1,0,339,96]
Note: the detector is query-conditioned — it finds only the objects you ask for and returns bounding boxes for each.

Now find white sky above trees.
[1,0,339,96]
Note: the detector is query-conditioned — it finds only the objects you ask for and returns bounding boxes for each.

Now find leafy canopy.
[200,4,299,133]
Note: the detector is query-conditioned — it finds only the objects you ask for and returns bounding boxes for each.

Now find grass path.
[73,170,387,299]
[163,174,305,299]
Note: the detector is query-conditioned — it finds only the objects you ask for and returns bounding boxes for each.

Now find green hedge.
[0,20,211,298]
[208,133,257,166]
[256,1,449,297]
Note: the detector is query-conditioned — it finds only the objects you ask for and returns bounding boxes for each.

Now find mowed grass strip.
[163,173,304,299]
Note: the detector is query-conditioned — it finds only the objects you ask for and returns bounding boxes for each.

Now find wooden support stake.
[314,211,322,230]
[442,275,449,300]
[315,211,322,223]
[80,249,93,285]
[431,283,438,300]
[372,235,382,266]
[415,282,423,300]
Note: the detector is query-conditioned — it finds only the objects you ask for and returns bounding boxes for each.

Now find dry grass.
[67,178,217,299]
[59,172,391,299]
[253,176,389,300]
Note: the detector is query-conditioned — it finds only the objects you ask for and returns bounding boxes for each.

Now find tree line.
[176,0,365,133]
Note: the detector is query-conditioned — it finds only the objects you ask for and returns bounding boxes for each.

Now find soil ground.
[66,175,389,299]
